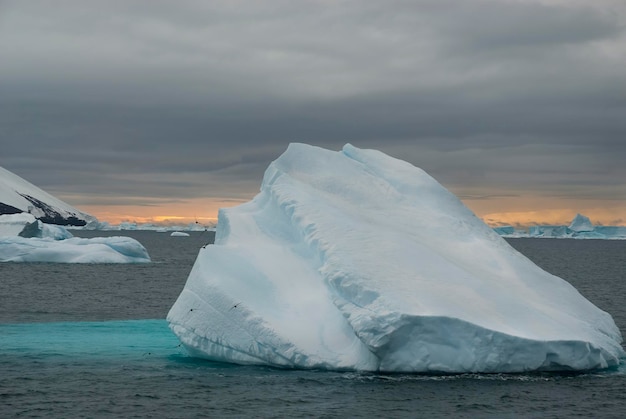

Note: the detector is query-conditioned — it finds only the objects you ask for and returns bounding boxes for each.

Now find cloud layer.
[1,0,624,224]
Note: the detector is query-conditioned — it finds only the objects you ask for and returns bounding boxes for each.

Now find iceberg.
[594,226,626,238]
[0,235,150,263]
[0,213,150,263]
[569,213,594,233]
[168,143,624,373]
[529,225,570,238]
[0,213,38,237]
[18,219,74,240]
[1,212,150,263]
[494,214,626,240]
[492,225,520,237]
[170,231,190,237]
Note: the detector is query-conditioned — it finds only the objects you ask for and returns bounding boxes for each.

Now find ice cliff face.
[0,165,95,226]
[168,143,624,373]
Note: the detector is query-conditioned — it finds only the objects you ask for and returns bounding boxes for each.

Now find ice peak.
[569,213,594,233]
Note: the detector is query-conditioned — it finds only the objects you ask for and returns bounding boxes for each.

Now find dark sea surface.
[1,231,625,418]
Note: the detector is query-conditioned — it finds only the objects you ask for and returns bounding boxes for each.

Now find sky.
[1,0,625,227]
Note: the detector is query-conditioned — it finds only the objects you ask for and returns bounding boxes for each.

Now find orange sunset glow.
[78,197,248,227]
[464,195,626,227]
[76,194,626,228]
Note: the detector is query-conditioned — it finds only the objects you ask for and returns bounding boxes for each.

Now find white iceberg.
[0,236,150,263]
[1,211,150,263]
[168,143,624,373]
[18,219,74,240]
[170,231,190,237]
[0,213,38,237]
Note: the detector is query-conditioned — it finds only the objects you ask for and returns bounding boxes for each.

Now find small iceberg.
[170,231,190,237]
[568,213,595,233]
[0,214,150,263]
[0,236,151,263]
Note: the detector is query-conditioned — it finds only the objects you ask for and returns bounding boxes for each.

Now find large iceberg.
[168,144,624,373]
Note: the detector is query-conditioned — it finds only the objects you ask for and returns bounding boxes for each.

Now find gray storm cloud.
[0,0,624,209]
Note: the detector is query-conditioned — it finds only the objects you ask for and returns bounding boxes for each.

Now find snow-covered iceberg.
[18,219,74,240]
[0,213,150,263]
[0,213,38,237]
[168,143,624,373]
[0,235,150,263]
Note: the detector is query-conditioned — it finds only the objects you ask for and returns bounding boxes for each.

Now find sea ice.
[168,143,624,373]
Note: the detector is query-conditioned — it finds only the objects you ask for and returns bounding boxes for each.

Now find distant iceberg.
[170,231,190,237]
[168,143,624,373]
[85,221,214,232]
[494,214,626,240]
[0,236,150,263]
[569,214,594,233]
[0,214,150,263]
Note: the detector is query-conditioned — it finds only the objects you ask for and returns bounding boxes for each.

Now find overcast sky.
[1,0,625,226]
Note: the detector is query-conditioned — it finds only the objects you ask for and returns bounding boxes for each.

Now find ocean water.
[1,232,625,418]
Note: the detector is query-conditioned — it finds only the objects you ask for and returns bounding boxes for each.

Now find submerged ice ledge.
[168,143,624,373]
